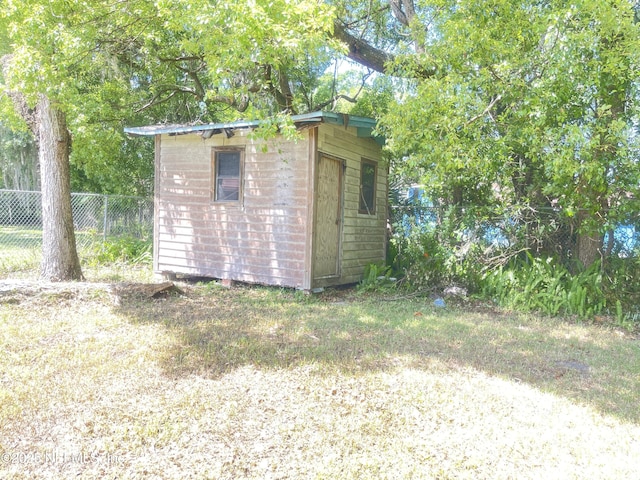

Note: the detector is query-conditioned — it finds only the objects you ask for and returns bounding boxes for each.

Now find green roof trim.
[124,111,384,144]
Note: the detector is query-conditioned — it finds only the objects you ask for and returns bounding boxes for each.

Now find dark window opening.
[213,150,242,202]
[359,159,377,214]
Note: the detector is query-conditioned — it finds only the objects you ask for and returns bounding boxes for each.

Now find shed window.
[213,149,243,202]
[359,159,377,214]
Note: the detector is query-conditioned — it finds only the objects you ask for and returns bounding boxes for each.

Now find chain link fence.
[0,189,153,272]
[389,200,640,320]
[389,204,640,264]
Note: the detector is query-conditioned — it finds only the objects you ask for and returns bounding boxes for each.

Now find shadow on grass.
[116,284,640,424]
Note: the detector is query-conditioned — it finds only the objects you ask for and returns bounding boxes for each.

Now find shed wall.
[315,123,387,287]
[155,130,311,287]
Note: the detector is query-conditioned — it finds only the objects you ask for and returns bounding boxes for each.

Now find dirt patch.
[0,279,184,307]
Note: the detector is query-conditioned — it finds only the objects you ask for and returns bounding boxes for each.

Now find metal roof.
[124,111,383,144]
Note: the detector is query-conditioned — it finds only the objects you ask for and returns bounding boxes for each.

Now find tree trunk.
[576,231,601,269]
[37,95,83,281]
[575,210,602,269]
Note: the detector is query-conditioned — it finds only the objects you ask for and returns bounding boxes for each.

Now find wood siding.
[316,123,386,287]
[155,130,311,288]
[154,120,386,289]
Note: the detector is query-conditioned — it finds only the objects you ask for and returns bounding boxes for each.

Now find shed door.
[314,155,343,278]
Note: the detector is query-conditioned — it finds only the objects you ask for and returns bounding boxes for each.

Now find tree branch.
[135,89,180,113]
[332,19,394,74]
[465,95,503,126]
[390,0,416,27]
[135,80,254,114]
[331,18,435,78]
[313,94,358,112]
[312,70,372,111]
[390,0,425,53]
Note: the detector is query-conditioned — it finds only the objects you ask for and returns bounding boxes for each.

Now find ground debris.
[554,360,590,376]
[0,279,184,306]
[0,279,109,304]
[108,281,184,305]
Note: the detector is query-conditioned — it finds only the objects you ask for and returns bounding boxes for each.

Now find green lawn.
[0,280,639,479]
[0,227,41,273]
[0,226,102,254]
[0,227,147,278]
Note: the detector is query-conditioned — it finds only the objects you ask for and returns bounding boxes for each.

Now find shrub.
[602,256,640,329]
[83,236,152,266]
[388,209,485,293]
[479,254,606,318]
[358,263,396,293]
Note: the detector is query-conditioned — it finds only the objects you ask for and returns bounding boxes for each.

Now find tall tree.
[1,56,83,280]
[345,0,640,268]
[0,0,335,280]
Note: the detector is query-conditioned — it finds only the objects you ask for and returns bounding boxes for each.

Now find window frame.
[358,158,377,215]
[211,147,244,203]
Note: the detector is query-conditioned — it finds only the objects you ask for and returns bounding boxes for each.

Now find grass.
[0,228,153,282]
[0,277,639,479]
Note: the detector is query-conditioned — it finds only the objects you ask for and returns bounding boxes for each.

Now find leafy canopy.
[1,0,338,194]
[382,0,640,223]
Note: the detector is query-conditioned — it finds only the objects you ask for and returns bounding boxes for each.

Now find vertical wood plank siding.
[316,124,387,286]
[156,130,311,287]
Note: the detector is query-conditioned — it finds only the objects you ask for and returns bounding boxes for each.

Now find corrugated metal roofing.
[124,111,383,143]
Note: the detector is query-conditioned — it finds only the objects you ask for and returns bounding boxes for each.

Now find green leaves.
[481,255,606,318]
[380,0,640,267]
[1,0,341,194]
[2,0,338,116]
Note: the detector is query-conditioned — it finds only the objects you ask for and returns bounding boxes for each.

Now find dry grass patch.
[0,280,639,479]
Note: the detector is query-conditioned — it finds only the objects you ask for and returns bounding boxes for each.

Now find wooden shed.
[125,111,387,290]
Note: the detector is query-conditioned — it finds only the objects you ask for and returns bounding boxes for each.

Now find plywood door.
[314,155,343,278]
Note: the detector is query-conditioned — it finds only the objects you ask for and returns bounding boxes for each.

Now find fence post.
[103,194,108,241]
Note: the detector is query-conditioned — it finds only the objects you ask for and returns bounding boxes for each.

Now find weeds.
[480,255,606,318]
[358,263,396,293]
[82,236,152,267]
